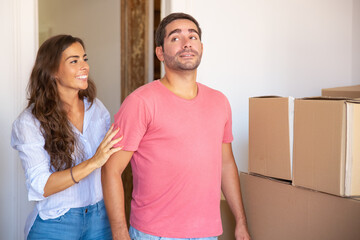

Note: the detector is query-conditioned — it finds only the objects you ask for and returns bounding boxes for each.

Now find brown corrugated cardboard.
[322,85,360,98]
[249,96,293,180]
[293,97,360,196]
[240,172,360,240]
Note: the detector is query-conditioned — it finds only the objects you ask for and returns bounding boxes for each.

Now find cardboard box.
[240,172,360,240]
[249,96,294,180]
[293,97,360,196]
[322,85,360,98]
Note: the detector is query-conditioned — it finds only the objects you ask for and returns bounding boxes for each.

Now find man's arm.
[101,150,134,240]
[221,143,251,240]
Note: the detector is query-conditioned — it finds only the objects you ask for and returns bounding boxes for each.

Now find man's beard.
[163,49,202,71]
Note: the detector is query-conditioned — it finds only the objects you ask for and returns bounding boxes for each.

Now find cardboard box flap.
[300,96,360,102]
[345,102,360,196]
[346,99,360,104]
[251,95,286,99]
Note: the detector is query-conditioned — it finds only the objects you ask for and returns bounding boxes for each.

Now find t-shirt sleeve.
[113,93,151,151]
[223,96,234,143]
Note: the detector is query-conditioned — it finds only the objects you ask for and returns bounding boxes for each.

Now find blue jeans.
[129,226,218,240]
[27,200,112,240]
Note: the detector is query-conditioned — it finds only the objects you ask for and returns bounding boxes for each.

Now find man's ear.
[155,46,164,62]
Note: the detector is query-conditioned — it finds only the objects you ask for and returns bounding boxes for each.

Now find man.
[102,12,251,240]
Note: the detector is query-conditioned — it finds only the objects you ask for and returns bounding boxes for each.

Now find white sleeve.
[11,111,52,201]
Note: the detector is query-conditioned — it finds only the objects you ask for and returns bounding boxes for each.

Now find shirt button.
[85,209,88,213]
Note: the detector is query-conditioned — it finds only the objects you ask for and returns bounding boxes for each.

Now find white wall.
[38,0,121,118]
[0,1,38,239]
[354,0,360,83]
[164,0,360,171]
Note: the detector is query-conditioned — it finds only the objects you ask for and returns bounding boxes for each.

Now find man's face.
[156,19,203,71]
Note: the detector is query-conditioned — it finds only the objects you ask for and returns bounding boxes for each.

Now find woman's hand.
[43,125,123,197]
[90,125,123,169]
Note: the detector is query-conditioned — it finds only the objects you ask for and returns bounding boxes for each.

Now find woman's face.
[55,42,89,96]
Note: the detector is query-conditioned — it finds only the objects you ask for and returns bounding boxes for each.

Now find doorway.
[120,0,161,225]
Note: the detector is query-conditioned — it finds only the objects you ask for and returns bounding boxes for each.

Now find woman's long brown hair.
[27,35,96,171]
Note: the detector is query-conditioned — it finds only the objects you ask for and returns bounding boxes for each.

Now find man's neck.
[160,69,198,100]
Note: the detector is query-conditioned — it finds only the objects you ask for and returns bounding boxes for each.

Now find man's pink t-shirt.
[113,80,233,238]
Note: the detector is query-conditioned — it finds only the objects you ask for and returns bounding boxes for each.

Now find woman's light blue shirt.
[11,98,110,238]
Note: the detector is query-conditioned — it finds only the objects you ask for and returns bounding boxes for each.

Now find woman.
[11,34,122,239]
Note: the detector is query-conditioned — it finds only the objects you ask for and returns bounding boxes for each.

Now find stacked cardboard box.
[248,96,294,180]
[220,173,360,240]
[240,172,360,240]
[293,97,360,197]
[322,85,360,98]
[241,90,360,239]
[248,93,360,197]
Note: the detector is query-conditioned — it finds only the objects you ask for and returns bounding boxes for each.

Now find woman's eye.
[171,37,179,42]
[84,58,89,62]
[190,36,197,40]
[70,60,78,64]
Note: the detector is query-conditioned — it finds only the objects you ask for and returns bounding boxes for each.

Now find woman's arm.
[43,125,122,197]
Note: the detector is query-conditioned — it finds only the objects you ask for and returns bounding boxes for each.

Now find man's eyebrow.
[188,29,199,36]
[65,54,87,61]
[167,29,181,38]
[167,28,200,38]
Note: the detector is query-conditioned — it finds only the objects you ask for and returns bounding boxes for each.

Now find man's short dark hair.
[155,12,202,48]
